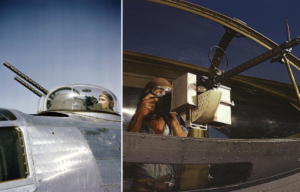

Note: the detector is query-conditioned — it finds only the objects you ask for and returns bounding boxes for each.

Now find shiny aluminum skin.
[0,108,121,192]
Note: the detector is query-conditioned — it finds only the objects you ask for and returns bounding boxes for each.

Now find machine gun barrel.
[4,62,49,95]
[14,77,42,97]
[207,37,300,87]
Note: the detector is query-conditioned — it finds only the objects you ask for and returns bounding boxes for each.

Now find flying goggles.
[151,86,172,97]
[149,86,172,117]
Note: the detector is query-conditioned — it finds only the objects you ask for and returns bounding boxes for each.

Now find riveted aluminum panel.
[78,127,121,191]
[123,132,300,184]
[27,125,103,191]
[0,109,121,192]
[11,110,120,129]
[0,110,37,191]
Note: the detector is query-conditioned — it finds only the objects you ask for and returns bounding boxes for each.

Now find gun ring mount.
[208,46,229,75]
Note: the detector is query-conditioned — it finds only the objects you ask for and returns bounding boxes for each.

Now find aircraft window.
[0,127,28,182]
[124,0,300,84]
[0,109,17,121]
[40,84,120,114]
[124,162,252,191]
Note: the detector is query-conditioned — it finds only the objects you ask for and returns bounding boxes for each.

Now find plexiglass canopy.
[38,84,119,114]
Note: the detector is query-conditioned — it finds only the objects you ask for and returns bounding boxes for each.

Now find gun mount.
[172,37,300,131]
[205,37,300,88]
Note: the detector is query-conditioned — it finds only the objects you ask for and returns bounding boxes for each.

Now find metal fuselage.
[0,109,121,192]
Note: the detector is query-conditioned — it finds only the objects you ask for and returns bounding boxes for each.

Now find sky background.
[190,0,300,45]
[189,0,300,56]
[124,0,300,85]
[188,0,300,81]
[0,0,121,114]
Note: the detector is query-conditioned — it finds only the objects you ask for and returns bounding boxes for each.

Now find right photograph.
[123,0,300,191]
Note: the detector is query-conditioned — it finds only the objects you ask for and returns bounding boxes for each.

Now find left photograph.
[0,0,121,191]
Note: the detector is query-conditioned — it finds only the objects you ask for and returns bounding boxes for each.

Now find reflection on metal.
[40,84,120,114]
[0,109,121,192]
[286,19,291,42]
[187,129,206,138]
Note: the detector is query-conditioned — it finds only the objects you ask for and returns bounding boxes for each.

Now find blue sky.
[0,0,121,114]
[189,0,300,54]
[189,0,300,82]
[192,0,300,84]
[4,0,300,114]
[124,0,300,85]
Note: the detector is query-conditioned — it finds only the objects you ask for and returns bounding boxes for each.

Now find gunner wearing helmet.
[127,78,188,191]
[128,78,187,136]
[98,91,114,110]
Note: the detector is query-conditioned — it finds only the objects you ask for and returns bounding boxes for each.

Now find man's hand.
[168,112,187,137]
[135,93,158,118]
[127,93,158,132]
[168,112,178,123]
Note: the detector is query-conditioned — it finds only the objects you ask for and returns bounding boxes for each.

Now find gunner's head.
[99,91,114,110]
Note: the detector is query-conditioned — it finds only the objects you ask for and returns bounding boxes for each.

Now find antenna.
[3,62,49,95]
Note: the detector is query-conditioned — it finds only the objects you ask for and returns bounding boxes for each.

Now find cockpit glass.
[124,0,300,83]
[42,84,119,114]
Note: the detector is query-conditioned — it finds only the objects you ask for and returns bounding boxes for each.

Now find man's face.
[99,96,109,109]
[151,86,172,117]
[152,86,171,97]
